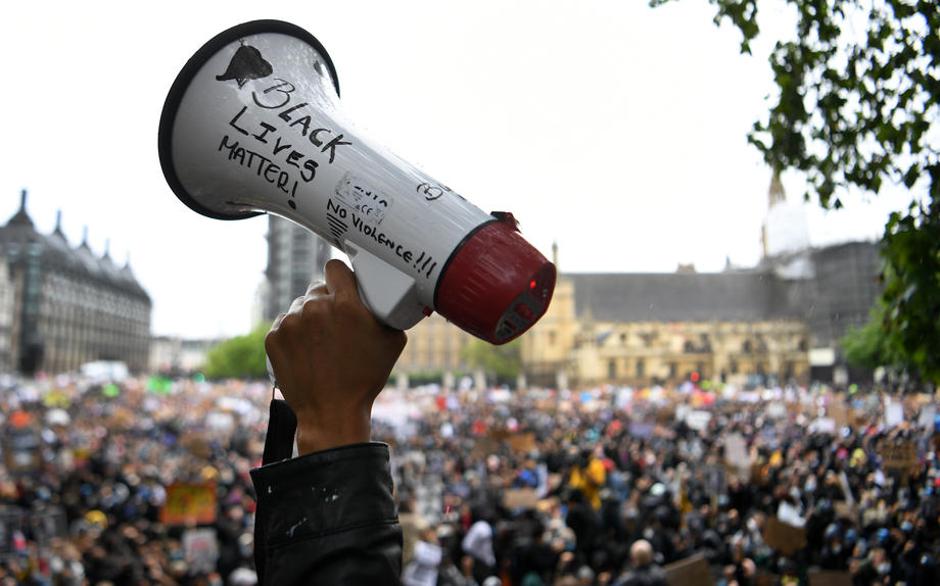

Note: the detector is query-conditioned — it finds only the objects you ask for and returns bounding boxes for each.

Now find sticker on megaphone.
[159,20,555,344]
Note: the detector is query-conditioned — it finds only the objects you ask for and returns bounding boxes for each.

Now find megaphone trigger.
[345,241,425,331]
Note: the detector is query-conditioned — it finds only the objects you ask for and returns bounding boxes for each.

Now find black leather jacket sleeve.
[250,442,403,585]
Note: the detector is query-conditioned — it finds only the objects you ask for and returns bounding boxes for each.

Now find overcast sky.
[1,1,919,338]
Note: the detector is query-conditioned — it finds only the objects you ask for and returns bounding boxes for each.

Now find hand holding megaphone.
[159,20,555,344]
[265,259,406,453]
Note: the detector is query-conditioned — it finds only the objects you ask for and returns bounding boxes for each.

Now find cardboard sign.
[508,432,536,454]
[833,501,856,521]
[663,553,713,586]
[161,483,217,525]
[878,441,918,477]
[828,399,850,428]
[763,517,807,556]
[470,437,500,459]
[808,570,852,586]
[502,488,540,510]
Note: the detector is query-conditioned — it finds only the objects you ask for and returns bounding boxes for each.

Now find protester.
[2,368,939,584]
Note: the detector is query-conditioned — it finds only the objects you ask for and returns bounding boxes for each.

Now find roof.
[564,272,805,322]
[0,191,150,301]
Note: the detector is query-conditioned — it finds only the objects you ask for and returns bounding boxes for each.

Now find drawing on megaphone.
[159,20,554,344]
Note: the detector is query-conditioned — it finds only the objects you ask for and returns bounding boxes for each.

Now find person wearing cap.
[252,259,406,585]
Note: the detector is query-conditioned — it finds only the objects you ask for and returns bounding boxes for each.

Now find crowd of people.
[1,374,938,585]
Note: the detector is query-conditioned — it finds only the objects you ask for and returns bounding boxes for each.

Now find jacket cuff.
[251,442,397,548]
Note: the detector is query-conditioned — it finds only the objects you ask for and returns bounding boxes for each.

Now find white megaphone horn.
[159,20,555,344]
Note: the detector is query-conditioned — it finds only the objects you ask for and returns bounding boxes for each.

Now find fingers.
[306,281,328,296]
[287,295,306,315]
[324,259,358,301]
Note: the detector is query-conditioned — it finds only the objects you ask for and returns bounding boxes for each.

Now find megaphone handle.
[346,241,426,331]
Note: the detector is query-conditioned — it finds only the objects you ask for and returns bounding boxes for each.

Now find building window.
[620,333,627,345]
[636,358,645,378]
[730,360,739,374]
[798,338,808,352]
[608,359,617,379]
[742,340,752,354]
[683,340,695,353]
[668,362,677,378]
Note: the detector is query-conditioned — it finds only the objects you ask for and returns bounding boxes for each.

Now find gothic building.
[521,173,881,387]
[0,190,152,374]
[396,173,881,388]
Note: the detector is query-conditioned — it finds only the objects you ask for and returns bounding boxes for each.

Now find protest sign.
[685,410,711,432]
[724,433,751,481]
[508,432,536,454]
[763,517,807,556]
[161,483,217,525]
[3,430,40,474]
[884,399,904,427]
[663,553,713,586]
[629,422,654,439]
[183,528,219,574]
[828,399,850,428]
[918,404,936,431]
[765,402,787,419]
[808,570,852,586]
[471,437,500,459]
[809,417,836,435]
[878,441,918,477]
[502,488,540,510]
[833,501,856,521]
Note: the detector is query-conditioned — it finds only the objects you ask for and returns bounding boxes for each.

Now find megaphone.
[159,20,555,344]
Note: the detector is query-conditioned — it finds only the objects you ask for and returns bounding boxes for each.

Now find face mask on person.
[877,562,891,575]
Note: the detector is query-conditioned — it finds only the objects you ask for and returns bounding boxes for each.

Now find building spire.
[6,188,34,227]
[80,226,89,248]
[103,238,111,259]
[53,210,64,235]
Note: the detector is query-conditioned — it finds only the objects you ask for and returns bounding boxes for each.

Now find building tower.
[264,216,332,320]
[761,170,811,258]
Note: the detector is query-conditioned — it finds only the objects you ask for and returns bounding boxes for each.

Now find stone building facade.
[0,191,152,374]
[0,258,14,372]
[521,272,812,388]
[396,174,880,388]
[395,312,473,376]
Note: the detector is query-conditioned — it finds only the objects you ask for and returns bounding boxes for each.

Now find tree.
[841,303,897,369]
[203,326,269,380]
[652,0,939,383]
[461,339,522,383]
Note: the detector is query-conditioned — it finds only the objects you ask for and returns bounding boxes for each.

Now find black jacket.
[251,400,403,585]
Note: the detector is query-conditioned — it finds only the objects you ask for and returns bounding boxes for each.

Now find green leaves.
[654,0,940,383]
[203,325,269,380]
[460,338,522,383]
